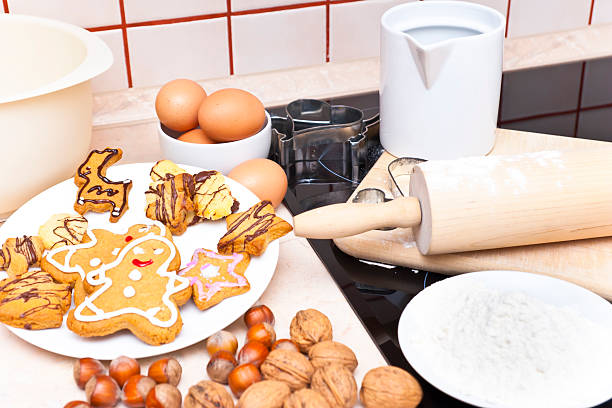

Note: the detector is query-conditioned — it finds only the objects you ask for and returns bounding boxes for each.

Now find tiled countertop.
[2,24,611,407]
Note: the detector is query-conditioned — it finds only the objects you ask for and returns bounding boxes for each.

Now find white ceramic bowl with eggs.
[158,111,272,174]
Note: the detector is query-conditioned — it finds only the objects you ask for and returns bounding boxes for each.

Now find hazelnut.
[206,330,238,356]
[109,356,140,388]
[237,380,291,408]
[207,350,238,384]
[85,374,121,407]
[260,349,314,391]
[122,374,156,408]
[148,358,182,386]
[283,389,331,408]
[271,339,299,353]
[237,341,269,368]
[64,402,92,408]
[244,305,275,328]
[360,366,422,408]
[308,341,358,372]
[289,309,332,353]
[145,383,181,408]
[183,380,234,408]
[311,364,357,408]
[228,364,262,398]
[246,322,276,348]
[74,358,106,389]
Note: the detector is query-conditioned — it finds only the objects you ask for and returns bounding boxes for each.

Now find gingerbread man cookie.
[0,269,71,330]
[74,148,132,223]
[217,201,292,256]
[179,248,250,310]
[64,222,192,345]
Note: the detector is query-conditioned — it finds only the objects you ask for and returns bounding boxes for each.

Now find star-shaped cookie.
[217,200,292,256]
[179,248,250,310]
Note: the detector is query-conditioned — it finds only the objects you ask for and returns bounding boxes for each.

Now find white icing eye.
[153,248,164,255]
[112,248,120,256]
[133,247,145,255]
[89,258,101,267]
[123,286,136,298]
[128,269,142,281]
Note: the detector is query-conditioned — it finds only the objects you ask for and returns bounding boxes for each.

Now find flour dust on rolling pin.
[410,149,612,255]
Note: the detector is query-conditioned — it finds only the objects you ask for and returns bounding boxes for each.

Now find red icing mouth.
[132,258,153,267]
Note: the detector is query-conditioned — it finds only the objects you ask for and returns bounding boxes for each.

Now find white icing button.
[133,247,145,255]
[89,258,101,267]
[200,264,220,279]
[153,248,164,255]
[123,286,136,298]
[112,248,120,256]
[128,269,142,281]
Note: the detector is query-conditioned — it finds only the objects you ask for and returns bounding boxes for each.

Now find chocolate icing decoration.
[194,170,217,184]
[50,216,87,249]
[15,236,38,266]
[0,271,70,320]
[75,148,132,221]
[219,201,277,252]
[146,173,194,230]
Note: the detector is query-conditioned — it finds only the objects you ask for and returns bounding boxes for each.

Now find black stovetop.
[268,56,612,408]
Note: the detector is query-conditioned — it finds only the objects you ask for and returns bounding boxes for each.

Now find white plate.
[0,163,279,359]
[398,270,612,408]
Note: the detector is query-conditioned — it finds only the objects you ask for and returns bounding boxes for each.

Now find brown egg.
[155,79,207,132]
[228,159,288,207]
[198,88,265,142]
[177,128,216,144]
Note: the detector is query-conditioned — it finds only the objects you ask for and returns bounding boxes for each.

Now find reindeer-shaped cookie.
[74,148,132,223]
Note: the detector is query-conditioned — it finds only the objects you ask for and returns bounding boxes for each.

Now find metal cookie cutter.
[351,157,426,230]
[270,99,379,185]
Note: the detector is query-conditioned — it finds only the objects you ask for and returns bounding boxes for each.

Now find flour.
[406,279,612,408]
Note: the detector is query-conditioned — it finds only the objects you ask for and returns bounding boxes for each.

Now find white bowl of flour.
[398,270,612,408]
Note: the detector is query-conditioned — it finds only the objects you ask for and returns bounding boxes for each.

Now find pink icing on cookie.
[178,249,247,302]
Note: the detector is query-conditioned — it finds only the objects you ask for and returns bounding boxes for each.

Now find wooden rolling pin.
[293,149,612,255]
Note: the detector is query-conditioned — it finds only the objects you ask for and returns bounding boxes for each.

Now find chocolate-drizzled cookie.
[145,173,196,235]
[217,200,292,256]
[38,213,88,250]
[193,170,239,221]
[0,270,71,330]
[0,235,44,277]
[74,147,132,223]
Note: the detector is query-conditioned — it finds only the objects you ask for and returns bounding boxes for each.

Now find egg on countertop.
[178,128,216,144]
[198,88,265,143]
[155,79,207,132]
[228,158,288,208]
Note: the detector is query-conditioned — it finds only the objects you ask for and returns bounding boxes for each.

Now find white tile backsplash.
[91,29,128,93]
[232,0,313,12]
[426,0,508,16]
[7,0,120,28]
[330,0,413,63]
[507,0,591,37]
[591,0,612,25]
[127,19,229,87]
[124,0,226,24]
[232,6,326,75]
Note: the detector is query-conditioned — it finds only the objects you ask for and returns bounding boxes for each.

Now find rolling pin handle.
[293,196,422,239]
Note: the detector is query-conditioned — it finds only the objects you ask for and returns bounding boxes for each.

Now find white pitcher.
[380,1,505,159]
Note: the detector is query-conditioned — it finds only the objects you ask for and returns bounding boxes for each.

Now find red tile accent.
[118,0,133,88]
[232,2,326,16]
[227,0,234,75]
[573,62,586,137]
[589,0,595,24]
[325,1,330,62]
[87,25,123,32]
[2,0,9,13]
[505,0,511,37]
[124,13,227,28]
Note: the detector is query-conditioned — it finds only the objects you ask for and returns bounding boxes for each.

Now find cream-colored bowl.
[0,14,112,218]
[158,111,272,174]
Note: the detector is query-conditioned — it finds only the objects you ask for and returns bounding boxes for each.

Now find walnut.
[283,389,331,408]
[310,363,357,408]
[289,309,333,353]
[183,380,234,408]
[359,366,422,408]
[308,341,358,372]
[261,349,314,390]
[237,380,291,408]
